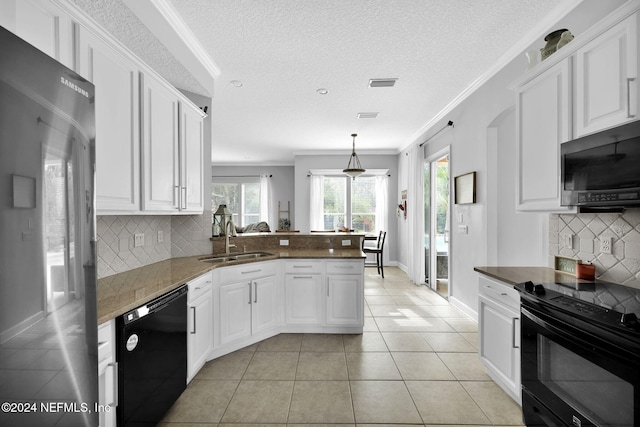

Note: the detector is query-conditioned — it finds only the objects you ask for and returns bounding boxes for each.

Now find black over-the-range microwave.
[561,119,640,209]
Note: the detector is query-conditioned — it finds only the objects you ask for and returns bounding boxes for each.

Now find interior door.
[424,151,450,297]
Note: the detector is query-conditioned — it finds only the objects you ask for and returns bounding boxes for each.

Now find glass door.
[424,152,450,297]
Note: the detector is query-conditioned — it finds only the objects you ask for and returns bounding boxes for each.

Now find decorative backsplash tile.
[96,212,214,278]
[550,211,640,288]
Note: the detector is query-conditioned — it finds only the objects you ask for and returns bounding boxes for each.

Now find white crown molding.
[293,149,398,156]
[122,0,221,95]
[399,0,586,154]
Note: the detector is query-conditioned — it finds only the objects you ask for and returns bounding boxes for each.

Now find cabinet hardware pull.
[241,269,262,275]
[108,362,118,407]
[248,282,252,304]
[174,185,180,209]
[254,281,258,303]
[334,265,353,269]
[485,285,508,297]
[293,276,313,279]
[512,318,520,349]
[191,306,197,334]
[628,77,637,118]
[327,278,330,297]
[293,265,312,268]
[181,186,187,209]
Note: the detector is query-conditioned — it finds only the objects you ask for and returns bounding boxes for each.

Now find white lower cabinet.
[478,275,521,404]
[211,258,364,358]
[187,272,213,383]
[284,274,323,325]
[97,320,117,427]
[326,261,364,327]
[216,261,279,348]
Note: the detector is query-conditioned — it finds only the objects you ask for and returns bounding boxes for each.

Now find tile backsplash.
[97,212,213,278]
[550,211,640,288]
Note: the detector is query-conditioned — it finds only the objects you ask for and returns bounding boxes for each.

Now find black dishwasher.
[117,284,188,426]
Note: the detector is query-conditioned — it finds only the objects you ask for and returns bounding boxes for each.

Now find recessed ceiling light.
[230,80,243,87]
[357,112,379,119]
[316,88,329,95]
[368,78,397,88]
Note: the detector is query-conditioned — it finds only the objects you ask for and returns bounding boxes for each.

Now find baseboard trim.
[1,310,45,344]
[449,296,478,322]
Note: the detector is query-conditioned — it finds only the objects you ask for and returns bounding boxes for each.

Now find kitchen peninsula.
[97,232,366,386]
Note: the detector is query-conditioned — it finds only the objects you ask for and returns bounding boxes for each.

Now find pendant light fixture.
[343,133,365,180]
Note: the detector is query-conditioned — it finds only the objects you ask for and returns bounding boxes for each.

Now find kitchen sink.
[199,252,273,263]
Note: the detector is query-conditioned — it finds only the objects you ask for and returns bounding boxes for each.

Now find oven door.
[521,303,639,427]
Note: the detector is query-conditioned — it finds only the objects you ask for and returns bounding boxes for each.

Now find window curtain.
[309,174,324,231]
[407,145,425,285]
[259,175,272,227]
[375,175,388,234]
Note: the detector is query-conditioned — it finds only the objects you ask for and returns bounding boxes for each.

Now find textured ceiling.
[72,0,570,165]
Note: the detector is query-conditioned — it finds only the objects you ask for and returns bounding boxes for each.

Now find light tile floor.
[160,267,524,426]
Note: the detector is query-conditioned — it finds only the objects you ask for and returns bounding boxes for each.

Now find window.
[212,181,260,226]
[313,173,386,233]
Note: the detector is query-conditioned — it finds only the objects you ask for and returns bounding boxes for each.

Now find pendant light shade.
[343,133,365,179]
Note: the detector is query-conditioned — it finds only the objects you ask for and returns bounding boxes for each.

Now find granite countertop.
[98,248,365,324]
[474,266,596,287]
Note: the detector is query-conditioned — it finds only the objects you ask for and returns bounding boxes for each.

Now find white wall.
[396,0,627,317]
[294,154,399,263]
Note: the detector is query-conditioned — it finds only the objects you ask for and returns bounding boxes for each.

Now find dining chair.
[362,230,386,278]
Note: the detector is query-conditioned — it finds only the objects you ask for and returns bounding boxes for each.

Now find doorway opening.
[424,151,450,299]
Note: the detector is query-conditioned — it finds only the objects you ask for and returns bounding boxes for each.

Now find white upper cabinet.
[180,102,205,213]
[515,58,572,212]
[575,12,638,137]
[141,73,179,212]
[76,24,141,213]
[0,0,73,69]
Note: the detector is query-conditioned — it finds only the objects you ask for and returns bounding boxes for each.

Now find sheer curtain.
[375,175,388,234]
[259,175,272,227]
[407,145,425,285]
[309,174,324,231]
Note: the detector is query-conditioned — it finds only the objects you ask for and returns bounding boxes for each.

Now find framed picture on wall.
[454,171,476,204]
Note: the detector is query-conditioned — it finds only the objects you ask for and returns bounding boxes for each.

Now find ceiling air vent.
[357,112,379,119]
[368,78,397,88]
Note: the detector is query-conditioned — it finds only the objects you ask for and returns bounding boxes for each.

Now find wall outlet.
[157,230,164,243]
[600,237,612,254]
[280,239,289,246]
[564,234,574,249]
[458,225,468,234]
[134,233,145,247]
[341,239,351,246]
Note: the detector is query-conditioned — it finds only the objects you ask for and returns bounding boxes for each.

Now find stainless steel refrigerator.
[0,26,98,427]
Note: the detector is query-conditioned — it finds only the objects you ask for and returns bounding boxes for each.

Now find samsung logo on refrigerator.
[60,76,89,98]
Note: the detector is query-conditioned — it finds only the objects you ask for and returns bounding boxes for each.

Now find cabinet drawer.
[478,276,520,310]
[188,272,212,301]
[97,320,114,363]
[284,260,323,274]
[219,260,277,283]
[326,260,362,275]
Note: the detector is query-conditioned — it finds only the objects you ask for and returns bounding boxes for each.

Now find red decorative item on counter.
[576,263,596,280]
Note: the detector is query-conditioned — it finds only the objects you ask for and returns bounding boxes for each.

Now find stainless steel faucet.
[225,221,236,254]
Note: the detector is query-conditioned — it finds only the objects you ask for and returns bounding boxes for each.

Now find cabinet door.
[141,74,179,211]
[180,102,204,212]
[516,58,572,212]
[0,0,73,69]
[97,321,117,427]
[478,294,520,401]
[252,276,279,334]
[188,290,213,382]
[77,25,141,212]
[326,275,363,326]
[284,274,323,325]
[575,13,638,137]
[219,281,252,345]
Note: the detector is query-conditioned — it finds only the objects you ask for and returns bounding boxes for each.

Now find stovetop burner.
[515,279,640,335]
